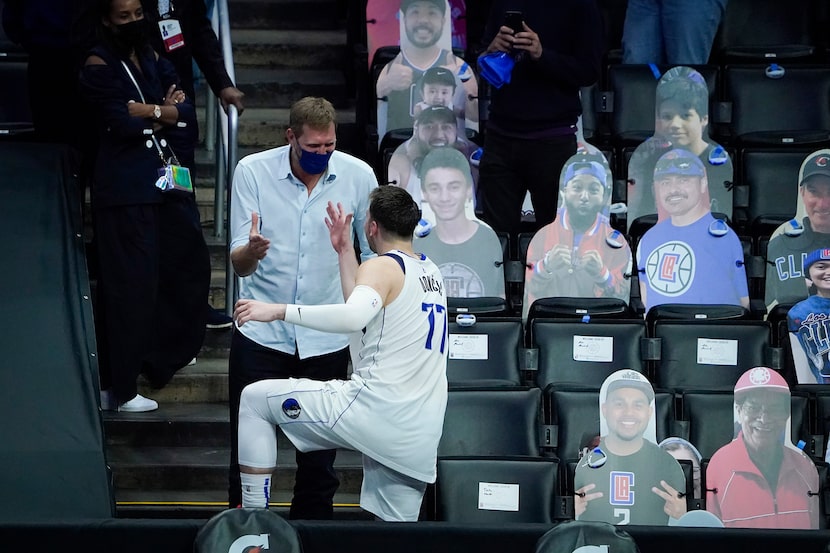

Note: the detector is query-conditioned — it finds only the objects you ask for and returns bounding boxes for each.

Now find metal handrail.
[210,0,239,315]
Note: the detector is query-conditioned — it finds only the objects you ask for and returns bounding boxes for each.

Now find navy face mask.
[296,146,333,175]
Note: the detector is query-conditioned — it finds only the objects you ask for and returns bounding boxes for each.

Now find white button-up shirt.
[230,146,378,358]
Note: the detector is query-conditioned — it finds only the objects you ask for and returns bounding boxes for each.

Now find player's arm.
[233,255,404,333]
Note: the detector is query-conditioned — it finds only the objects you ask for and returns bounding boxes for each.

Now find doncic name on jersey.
[419,273,444,295]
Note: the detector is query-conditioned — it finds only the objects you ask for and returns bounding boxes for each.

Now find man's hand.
[486,25,516,54]
[543,244,572,271]
[219,86,245,115]
[580,250,606,280]
[247,212,270,260]
[513,22,543,60]
[377,62,414,97]
[234,299,285,326]
[652,480,687,520]
[574,483,603,518]
[325,201,355,255]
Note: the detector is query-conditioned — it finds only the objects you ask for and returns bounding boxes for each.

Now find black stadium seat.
[446,317,524,387]
[712,0,819,63]
[438,386,543,457]
[530,318,647,390]
[435,456,559,523]
[721,65,830,147]
[651,319,775,392]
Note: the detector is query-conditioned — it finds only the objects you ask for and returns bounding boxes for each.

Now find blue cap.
[805,248,830,272]
[654,149,705,179]
[563,160,608,190]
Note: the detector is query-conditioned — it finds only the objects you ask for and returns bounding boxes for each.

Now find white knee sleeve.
[238,381,278,470]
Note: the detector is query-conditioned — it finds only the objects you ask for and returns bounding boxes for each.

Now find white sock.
[241,472,271,508]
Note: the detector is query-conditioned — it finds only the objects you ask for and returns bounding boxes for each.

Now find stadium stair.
[100,0,369,520]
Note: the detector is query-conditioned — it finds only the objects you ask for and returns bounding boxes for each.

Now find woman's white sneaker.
[118,394,159,412]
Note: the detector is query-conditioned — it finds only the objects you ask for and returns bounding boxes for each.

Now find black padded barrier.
[1,519,830,553]
[0,142,113,520]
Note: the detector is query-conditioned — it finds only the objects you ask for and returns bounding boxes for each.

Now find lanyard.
[120,60,180,167]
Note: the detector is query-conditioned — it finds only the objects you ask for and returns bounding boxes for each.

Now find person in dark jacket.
[476,0,603,239]
[79,0,210,412]
[140,0,244,328]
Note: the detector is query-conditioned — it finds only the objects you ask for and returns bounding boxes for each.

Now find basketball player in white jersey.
[233,185,449,522]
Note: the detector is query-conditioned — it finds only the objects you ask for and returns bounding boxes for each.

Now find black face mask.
[104,19,148,54]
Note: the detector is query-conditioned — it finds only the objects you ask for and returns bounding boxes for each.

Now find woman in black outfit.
[80,0,209,412]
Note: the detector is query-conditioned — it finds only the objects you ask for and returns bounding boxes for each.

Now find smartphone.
[503,10,523,34]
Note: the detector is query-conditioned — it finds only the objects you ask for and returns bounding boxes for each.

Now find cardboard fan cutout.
[765,149,830,313]
[523,151,632,320]
[626,66,733,231]
[635,148,748,312]
[706,367,819,529]
[375,0,477,148]
[413,147,505,298]
[573,370,686,526]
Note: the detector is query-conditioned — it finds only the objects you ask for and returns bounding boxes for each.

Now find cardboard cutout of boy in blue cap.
[788,248,830,383]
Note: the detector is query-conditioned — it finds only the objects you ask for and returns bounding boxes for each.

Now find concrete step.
[103,401,367,518]
[229,0,344,31]
[137,357,229,403]
[231,29,348,70]
[235,68,350,112]
[107,445,363,493]
[104,402,230,447]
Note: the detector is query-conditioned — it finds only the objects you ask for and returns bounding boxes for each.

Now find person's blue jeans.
[621,0,728,65]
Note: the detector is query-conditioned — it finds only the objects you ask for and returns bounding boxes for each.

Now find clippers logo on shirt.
[610,471,635,506]
[439,262,484,298]
[644,241,695,296]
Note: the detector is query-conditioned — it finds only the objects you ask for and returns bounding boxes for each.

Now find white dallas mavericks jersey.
[345,250,448,483]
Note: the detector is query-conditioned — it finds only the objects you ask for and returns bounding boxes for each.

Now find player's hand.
[652,480,687,520]
[247,212,271,260]
[325,201,354,254]
[580,250,606,280]
[574,483,603,518]
[234,299,285,326]
[513,22,543,60]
